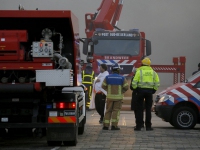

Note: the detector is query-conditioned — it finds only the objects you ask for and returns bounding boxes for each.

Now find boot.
[99,117,103,124]
[111,126,120,130]
[146,127,153,131]
[134,125,144,129]
[134,127,141,131]
[102,126,109,130]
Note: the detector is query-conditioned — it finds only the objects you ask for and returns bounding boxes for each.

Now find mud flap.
[46,125,76,141]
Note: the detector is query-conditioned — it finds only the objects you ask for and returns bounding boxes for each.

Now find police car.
[154,72,200,129]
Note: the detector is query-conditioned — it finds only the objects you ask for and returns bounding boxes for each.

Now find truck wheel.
[0,129,7,137]
[78,116,85,135]
[172,107,197,129]
[78,121,85,135]
[47,141,62,146]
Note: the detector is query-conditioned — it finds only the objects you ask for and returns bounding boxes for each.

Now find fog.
[0,0,200,87]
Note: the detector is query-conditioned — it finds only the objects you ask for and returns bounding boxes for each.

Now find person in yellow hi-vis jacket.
[132,57,160,131]
[82,63,95,109]
[102,63,129,130]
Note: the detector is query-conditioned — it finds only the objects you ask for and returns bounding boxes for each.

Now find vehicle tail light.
[54,102,76,109]
[161,102,168,106]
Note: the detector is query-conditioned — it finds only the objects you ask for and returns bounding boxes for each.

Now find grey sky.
[0,0,200,86]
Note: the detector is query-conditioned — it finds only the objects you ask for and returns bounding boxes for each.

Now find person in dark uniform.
[82,63,95,109]
[130,69,144,128]
[130,69,137,111]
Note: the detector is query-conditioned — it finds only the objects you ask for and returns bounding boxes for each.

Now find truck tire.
[0,129,6,137]
[172,106,197,129]
[47,141,62,146]
[78,116,86,135]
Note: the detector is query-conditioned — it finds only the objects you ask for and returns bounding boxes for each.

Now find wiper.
[95,53,132,56]
[96,53,113,56]
[114,54,132,56]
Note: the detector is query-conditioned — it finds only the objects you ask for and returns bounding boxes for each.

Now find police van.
[154,72,200,129]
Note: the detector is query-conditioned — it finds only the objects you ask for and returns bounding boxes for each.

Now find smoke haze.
[0,0,200,86]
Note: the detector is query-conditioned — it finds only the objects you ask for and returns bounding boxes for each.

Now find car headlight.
[158,95,171,103]
[155,95,160,103]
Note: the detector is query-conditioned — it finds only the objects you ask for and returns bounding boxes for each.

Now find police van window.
[94,40,140,56]
[194,81,200,88]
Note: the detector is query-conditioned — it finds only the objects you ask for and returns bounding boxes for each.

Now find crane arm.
[111,0,123,28]
[85,0,124,38]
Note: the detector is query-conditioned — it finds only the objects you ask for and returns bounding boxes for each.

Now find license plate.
[64,111,75,116]
[49,111,57,116]
[1,118,8,122]
[42,63,52,66]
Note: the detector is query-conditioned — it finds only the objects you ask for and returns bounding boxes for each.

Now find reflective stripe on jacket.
[102,73,129,100]
[132,66,160,90]
[82,70,94,84]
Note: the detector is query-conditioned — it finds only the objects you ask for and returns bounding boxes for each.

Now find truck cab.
[83,29,151,77]
[155,72,200,129]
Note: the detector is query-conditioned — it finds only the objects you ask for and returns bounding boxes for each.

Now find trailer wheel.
[172,106,197,129]
[47,141,62,146]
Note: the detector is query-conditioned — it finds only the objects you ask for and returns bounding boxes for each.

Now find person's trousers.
[134,110,145,126]
[136,92,153,128]
[95,93,106,119]
[85,85,92,109]
[87,85,92,99]
[131,91,145,125]
[103,100,122,127]
[131,91,137,111]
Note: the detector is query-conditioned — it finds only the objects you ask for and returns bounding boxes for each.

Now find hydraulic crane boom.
[85,0,123,38]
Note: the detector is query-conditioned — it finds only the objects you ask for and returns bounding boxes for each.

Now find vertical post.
[179,56,186,82]
[173,57,178,84]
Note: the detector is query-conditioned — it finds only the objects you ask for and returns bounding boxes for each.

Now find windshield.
[185,71,200,83]
[94,40,140,56]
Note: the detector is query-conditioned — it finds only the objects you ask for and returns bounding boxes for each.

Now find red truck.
[0,10,85,146]
[154,72,200,129]
[82,0,151,77]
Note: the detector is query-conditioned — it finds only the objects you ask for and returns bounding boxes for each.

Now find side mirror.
[92,37,98,45]
[141,56,145,60]
[83,39,89,55]
[86,42,94,63]
[86,55,94,63]
[88,42,93,52]
[146,40,151,56]
[80,60,84,66]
